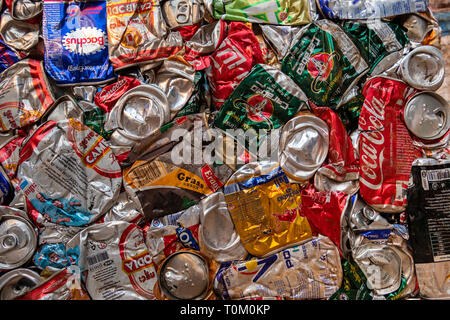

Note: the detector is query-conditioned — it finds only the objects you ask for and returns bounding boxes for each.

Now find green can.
[281,20,369,109]
[212,0,317,25]
[214,63,309,149]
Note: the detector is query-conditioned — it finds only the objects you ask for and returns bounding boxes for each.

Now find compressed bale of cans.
[0,0,449,301]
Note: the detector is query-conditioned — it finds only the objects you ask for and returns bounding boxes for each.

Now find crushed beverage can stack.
[0,0,449,302]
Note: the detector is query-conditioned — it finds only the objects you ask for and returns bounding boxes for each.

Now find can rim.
[404,91,450,140]
[157,250,210,300]
[0,267,42,299]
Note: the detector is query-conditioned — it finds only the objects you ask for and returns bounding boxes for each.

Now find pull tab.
[176,0,190,24]
[0,234,18,254]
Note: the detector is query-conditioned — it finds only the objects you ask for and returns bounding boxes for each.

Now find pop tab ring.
[112,85,170,141]
[403,91,450,141]
[279,115,329,182]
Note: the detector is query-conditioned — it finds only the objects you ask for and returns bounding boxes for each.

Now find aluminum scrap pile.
[0,0,449,300]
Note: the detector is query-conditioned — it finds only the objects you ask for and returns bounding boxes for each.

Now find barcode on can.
[87,251,110,265]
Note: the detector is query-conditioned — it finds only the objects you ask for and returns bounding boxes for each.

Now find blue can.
[0,40,20,74]
[42,0,115,86]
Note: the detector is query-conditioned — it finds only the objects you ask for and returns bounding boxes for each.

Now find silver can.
[157,250,210,300]
[0,59,55,132]
[0,268,42,300]
[41,95,84,123]
[400,45,445,91]
[0,214,38,271]
[403,91,449,141]
[105,85,170,147]
[11,0,43,21]
[198,192,247,263]
[401,13,433,44]
[161,0,205,29]
[0,9,40,52]
[279,114,329,182]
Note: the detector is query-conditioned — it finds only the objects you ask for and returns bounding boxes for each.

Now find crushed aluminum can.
[401,13,435,44]
[214,63,309,150]
[0,9,40,53]
[161,0,205,29]
[185,21,265,110]
[16,266,90,300]
[316,0,428,20]
[71,85,98,103]
[213,235,342,300]
[198,192,247,262]
[399,45,445,91]
[66,221,158,300]
[0,212,38,271]
[347,194,393,233]
[279,114,329,182]
[358,76,421,213]
[106,0,183,71]
[338,20,409,74]
[351,239,403,296]
[299,184,350,251]
[260,24,304,61]
[10,0,43,22]
[94,75,142,113]
[223,161,312,257]
[403,91,449,141]
[104,84,170,148]
[0,268,42,300]
[0,59,55,132]
[211,0,318,25]
[41,95,84,123]
[145,203,201,265]
[17,119,122,227]
[0,135,26,181]
[153,55,196,119]
[99,191,145,224]
[281,20,369,109]
[406,158,450,299]
[156,250,211,300]
[42,0,115,86]
[312,106,359,195]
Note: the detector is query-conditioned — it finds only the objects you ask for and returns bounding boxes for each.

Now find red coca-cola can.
[358,77,421,213]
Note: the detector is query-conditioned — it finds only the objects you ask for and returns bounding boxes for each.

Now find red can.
[358,77,421,213]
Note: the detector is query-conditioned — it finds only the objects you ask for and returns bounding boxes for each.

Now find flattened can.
[358,77,420,213]
[106,0,183,70]
[42,0,115,86]
[212,0,317,25]
[0,39,20,74]
[316,0,428,20]
[10,0,43,22]
[406,158,450,299]
[16,266,90,300]
[223,161,312,257]
[281,20,368,109]
[312,106,359,195]
[0,164,13,205]
[214,63,309,149]
[198,192,247,262]
[0,268,42,300]
[161,0,205,29]
[214,235,342,300]
[66,221,158,300]
[403,91,449,141]
[0,213,38,271]
[279,114,329,182]
[105,84,170,147]
[156,250,211,300]
[399,45,445,91]
[0,9,40,53]
[17,119,122,227]
[0,59,55,132]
